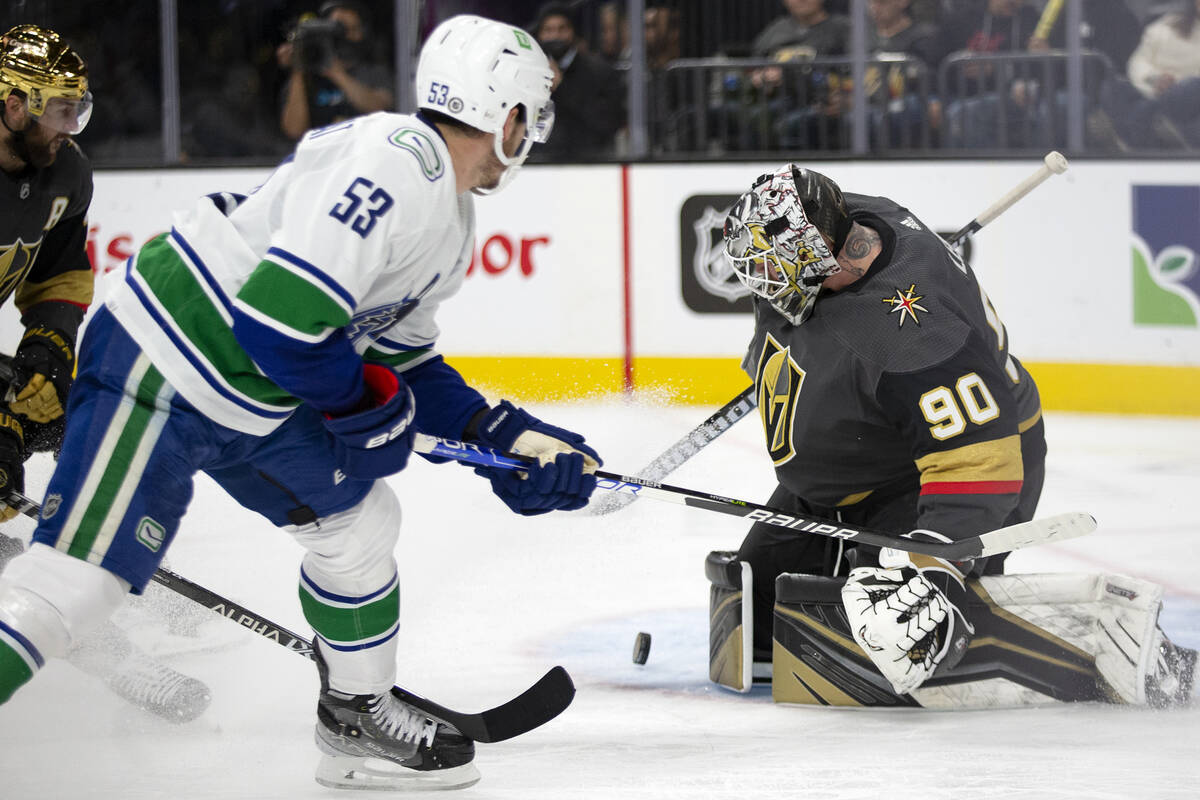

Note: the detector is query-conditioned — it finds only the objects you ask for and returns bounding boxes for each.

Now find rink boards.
[31,158,1200,415]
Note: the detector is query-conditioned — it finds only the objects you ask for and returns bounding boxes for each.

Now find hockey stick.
[592,152,1071,517]
[416,435,1096,560]
[2,491,574,744]
[948,151,1069,243]
[587,385,757,516]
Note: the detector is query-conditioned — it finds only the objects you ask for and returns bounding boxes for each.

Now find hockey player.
[718,163,1194,704]
[0,24,210,723]
[0,15,598,790]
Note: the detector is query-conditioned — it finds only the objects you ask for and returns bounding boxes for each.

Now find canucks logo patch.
[882,284,929,327]
[389,127,444,181]
[754,333,805,466]
[136,516,167,552]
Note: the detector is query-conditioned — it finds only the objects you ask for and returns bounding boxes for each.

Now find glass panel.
[2,1,164,166]
[178,1,396,163]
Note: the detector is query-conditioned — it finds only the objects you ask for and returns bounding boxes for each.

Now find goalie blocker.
[706,551,1196,708]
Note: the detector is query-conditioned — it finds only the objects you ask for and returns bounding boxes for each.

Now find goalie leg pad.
[706,551,755,692]
[773,572,919,706]
[291,483,402,696]
[774,572,1125,708]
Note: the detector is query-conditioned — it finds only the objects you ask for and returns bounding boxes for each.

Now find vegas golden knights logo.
[754,333,804,466]
[0,238,44,304]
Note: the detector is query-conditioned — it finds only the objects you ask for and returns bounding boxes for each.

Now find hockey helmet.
[0,25,91,134]
[723,164,851,325]
[416,15,554,192]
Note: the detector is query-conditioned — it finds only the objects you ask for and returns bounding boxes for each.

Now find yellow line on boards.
[446,356,1200,417]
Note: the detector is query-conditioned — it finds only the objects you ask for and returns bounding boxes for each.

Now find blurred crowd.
[2,0,1197,164]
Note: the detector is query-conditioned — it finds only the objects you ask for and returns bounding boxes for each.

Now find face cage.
[724,217,839,324]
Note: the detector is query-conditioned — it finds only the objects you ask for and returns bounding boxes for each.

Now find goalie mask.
[0,25,92,134]
[416,15,554,194]
[723,165,851,325]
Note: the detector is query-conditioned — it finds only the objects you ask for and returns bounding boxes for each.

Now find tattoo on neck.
[843,225,879,261]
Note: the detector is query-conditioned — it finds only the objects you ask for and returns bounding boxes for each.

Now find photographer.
[277,0,393,140]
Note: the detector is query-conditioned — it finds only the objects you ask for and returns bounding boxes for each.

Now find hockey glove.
[841,542,974,695]
[8,324,76,424]
[472,400,602,516]
[323,364,416,480]
[0,410,26,522]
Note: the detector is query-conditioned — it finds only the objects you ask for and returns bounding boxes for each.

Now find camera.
[290,17,345,73]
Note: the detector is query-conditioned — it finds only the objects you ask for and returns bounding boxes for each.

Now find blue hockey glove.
[472,400,602,516]
[323,364,415,480]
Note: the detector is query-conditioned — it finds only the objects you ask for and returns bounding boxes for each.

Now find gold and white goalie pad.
[706,551,1196,708]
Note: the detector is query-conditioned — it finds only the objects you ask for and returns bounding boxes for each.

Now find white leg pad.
[289,483,402,696]
[977,572,1164,704]
[0,543,130,660]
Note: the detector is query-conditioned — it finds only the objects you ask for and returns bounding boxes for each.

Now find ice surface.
[1,401,1197,799]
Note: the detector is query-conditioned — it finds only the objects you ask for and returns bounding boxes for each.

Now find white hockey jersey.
[103,112,475,435]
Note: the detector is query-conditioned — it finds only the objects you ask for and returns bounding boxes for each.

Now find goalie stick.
[415,435,1096,560]
[2,491,575,744]
[594,151,1072,516]
[588,385,757,516]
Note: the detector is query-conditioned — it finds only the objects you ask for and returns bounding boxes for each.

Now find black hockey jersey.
[743,193,1043,542]
[0,139,94,336]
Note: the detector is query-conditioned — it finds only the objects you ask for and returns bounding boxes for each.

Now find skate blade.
[315,754,481,791]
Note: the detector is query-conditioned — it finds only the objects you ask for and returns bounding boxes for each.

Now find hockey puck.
[632,631,652,665]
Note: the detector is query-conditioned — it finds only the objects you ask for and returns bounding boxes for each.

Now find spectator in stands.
[752,0,851,60]
[598,1,630,66]
[778,0,936,149]
[529,2,624,160]
[865,0,939,146]
[277,1,393,141]
[1026,0,1141,73]
[737,0,849,150]
[1023,0,1144,152]
[930,0,1043,148]
[645,4,682,71]
[1101,0,1200,148]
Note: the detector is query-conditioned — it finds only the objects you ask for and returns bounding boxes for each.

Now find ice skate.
[313,645,479,790]
[105,648,212,723]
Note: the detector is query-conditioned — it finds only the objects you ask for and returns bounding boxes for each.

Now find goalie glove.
[841,538,975,695]
[473,400,602,516]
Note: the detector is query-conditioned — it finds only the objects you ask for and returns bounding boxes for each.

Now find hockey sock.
[299,568,400,694]
[0,623,41,703]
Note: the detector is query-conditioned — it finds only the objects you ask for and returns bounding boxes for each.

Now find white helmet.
[416,15,554,193]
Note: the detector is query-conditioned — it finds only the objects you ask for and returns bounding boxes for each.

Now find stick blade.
[393,666,576,743]
[977,512,1097,558]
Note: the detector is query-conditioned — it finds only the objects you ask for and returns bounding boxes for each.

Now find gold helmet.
[0,24,92,133]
